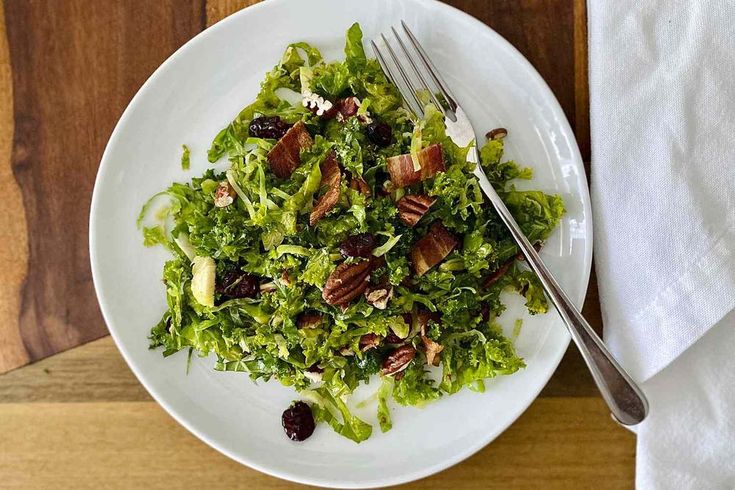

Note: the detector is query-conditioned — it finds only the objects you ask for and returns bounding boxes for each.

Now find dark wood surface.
[0,0,633,487]
[2,0,204,370]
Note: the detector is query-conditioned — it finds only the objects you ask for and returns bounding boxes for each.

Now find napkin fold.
[588,0,735,487]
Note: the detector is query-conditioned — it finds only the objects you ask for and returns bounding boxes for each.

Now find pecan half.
[386,143,445,188]
[410,221,459,276]
[359,333,381,351]
[322,259,373,306]
[381,345,416,375]
[364,284,393,310]
[485,127,508,140]
[421,336,444,366]
[214,181,236,208]
[267,121,313,179]
[397,194,436,227]
[309,151,341,225]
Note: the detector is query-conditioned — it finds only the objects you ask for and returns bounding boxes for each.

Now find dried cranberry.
[307,364,324,374]
[248,116,292,139]
[282,401,316,441]
[216,271,259,299]
[481,303,490,322]
[366,122,392,147]
[339,233,376,258]
[385,331,403,344]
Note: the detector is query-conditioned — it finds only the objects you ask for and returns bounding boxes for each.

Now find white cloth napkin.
[588,0,735,487]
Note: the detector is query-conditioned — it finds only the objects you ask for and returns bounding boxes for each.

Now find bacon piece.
[309,152,341,225]
[386,144,445,188]
[266,121,313,179]
[349,176,371,196]
[410,221,459,276]
[397,194,436,227]
[482,243,542,288]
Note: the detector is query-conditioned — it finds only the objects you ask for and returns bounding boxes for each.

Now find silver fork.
[372,22,648,426]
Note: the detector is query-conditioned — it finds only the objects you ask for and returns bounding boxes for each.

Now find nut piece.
[365,284,393,310]
[397,194,436,227]
[359,333,382,351]
[214,181,236,208]
[297,312,322,329]
[485,127,508,140]
[421,336,444,366]
[322,259,374,306]
[381,345,416,375]
[349,177,371,196]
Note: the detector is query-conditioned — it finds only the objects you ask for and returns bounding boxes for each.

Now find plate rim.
[89,0,593,487]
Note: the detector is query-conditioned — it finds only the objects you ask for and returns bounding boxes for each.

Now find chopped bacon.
[410,221,458,276]
[386,144,445,188]
[482,258,514,288]
[266,121,313,179]
[397,194,436,227]
[309,152,341,225]
[349,176,371,196]
[482,243,543,288]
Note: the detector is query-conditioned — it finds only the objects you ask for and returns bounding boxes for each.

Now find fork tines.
[371,21,458,121]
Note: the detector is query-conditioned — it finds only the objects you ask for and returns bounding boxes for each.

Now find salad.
[139,23,564,443]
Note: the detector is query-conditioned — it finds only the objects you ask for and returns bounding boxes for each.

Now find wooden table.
[0,0,635,487]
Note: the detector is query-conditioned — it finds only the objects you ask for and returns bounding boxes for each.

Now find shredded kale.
[181,144,191,170]
[139,23,565,443]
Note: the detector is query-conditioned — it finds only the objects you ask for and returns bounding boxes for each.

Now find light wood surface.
[0,0,635,487]
[0,339,634,489]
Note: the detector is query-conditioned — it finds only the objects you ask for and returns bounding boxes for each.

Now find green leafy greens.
[139,23,564,443]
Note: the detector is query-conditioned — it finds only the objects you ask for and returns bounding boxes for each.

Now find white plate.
[89,0,591,487]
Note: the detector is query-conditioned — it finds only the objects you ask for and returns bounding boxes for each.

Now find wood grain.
[0,0,29,373]
[0,337,149,403]
[573,0,591,163]
[0,0,205,373]
[206,0,260,27]
[0,398,633,489]
[446,0,576,127]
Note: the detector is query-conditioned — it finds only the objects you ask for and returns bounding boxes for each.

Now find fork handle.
[472,159,649,426]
